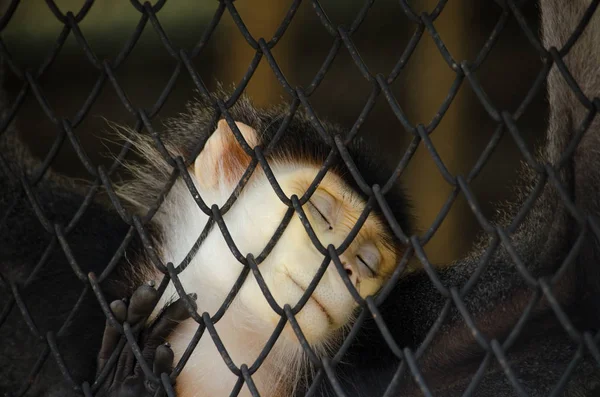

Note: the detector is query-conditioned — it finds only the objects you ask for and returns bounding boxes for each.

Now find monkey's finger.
[97,300,128,370]
[152,343,174,378]
[131,343,175,392]
[111,299,128,322]
[134,343,175,396]
[143,294,197,351]
[127,283,159,327]
[113,341,137,383]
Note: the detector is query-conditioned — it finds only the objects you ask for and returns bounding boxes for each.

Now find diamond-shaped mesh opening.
[2,1,600,396]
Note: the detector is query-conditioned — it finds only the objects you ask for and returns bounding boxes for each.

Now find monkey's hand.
[93,283,196,397]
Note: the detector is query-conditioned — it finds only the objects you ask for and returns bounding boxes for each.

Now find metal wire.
[1,0,599,396]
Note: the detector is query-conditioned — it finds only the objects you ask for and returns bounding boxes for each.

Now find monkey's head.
[163,98,410,348]
[123,95,409,354]
[187,117,399,345]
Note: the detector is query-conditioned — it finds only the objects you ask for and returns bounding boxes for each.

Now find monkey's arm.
[0,110,153,394]
[0,173,136,395]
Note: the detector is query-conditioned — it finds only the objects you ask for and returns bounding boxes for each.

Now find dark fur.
[2,0,600,395]
[0,64,149,395]
[314,0,600,395]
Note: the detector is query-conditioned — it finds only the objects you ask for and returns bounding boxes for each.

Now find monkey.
[0,74,410,396]
[97,92,411,397]
[2,0,600,396]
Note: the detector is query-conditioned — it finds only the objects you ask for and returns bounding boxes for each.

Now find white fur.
[110,108,396,396]
[146,162,365,396]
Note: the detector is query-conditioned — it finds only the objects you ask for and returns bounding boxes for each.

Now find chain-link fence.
[1,0,600,396]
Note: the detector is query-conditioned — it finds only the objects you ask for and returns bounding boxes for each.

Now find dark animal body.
[322,1,600,395]
[0,86,409,396]
[0,127,145,396]
[1,0,600,396]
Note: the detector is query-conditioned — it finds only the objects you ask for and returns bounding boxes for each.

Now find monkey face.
[174,118,397,347]
[232,165,398,346]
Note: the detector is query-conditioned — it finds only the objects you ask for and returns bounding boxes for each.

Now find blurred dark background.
[0,0,547,266]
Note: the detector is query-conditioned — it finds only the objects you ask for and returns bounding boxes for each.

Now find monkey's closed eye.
[308,190,336,231]
[356,245,380,278]
[309,201,333,230]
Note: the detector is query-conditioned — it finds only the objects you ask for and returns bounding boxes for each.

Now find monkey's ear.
[193,119,259,189]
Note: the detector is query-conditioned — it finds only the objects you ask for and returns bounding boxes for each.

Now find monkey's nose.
[341,260,358,285]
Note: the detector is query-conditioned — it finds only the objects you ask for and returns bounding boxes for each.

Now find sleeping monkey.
[95,95,410,396]
[3,0,600,395]
[0,89,409,396]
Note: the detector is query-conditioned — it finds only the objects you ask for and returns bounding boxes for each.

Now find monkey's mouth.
[286,275,334,327]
